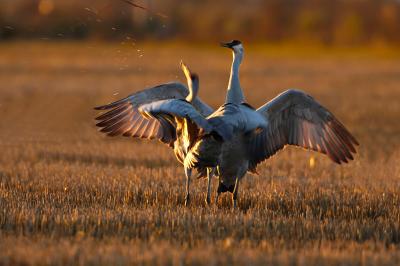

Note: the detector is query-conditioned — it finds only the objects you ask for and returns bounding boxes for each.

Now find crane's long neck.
[225,51,244,104]
[185,76,199,102]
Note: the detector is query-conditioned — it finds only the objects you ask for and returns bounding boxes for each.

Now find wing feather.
[94,82,211,145]
[139,99,231,141]
[95,103,130,121]
[95,83,184,144]
[247,89,359,171]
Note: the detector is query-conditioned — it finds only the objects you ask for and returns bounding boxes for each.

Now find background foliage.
[1,0,400,45]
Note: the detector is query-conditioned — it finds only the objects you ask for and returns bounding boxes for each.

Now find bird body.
[207,103,267,134]
[184,133,222,170]
[218,133,249,185]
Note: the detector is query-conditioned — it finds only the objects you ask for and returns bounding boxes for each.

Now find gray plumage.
[94,79,213,145]
[94,40,359,209]
[248,89,359,169]
[212,40,358,208]
[95,62,219,205]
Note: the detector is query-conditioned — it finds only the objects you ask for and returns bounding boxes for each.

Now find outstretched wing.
[140,99,232,141]
[94,82,213,145]
[247,89,359,171]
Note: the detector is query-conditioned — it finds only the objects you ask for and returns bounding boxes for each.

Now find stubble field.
[0,42,399,265]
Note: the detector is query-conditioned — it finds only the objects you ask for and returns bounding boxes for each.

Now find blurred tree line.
[1,0,400,45]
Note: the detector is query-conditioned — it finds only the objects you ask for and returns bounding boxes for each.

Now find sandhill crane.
[95,41,359,209]
[94,62,219,206]
[212,40,359,208]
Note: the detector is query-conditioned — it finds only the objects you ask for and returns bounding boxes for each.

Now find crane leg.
[184,167,192,207]
[205,168,213,205]
[215,177,222,205]
[215,191,220,205]
[232,177,240,209]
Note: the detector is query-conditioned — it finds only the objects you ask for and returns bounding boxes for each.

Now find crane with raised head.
[212,40,359,208]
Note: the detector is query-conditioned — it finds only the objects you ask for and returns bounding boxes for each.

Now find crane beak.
[220,41,233,48]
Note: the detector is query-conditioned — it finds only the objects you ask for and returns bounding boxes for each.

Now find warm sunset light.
[38,0,54,16]
[309,156,316,169]
[1,0,399,265]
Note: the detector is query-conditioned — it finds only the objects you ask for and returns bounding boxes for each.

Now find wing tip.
[352,137,360,146]
[94,98,129,111]
[94,105,106,110]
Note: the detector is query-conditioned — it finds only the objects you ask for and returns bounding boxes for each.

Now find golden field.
[0,42,399,265]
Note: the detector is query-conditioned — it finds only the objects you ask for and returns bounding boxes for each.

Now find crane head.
[220,40,241,48]
[220,40,243,52]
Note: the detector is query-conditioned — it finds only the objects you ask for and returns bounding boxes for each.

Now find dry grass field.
[0,42,399,265]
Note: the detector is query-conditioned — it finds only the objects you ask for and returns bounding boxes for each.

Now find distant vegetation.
[1,0,400,45]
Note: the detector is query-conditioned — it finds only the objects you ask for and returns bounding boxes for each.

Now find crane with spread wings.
[94,41,358,208]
